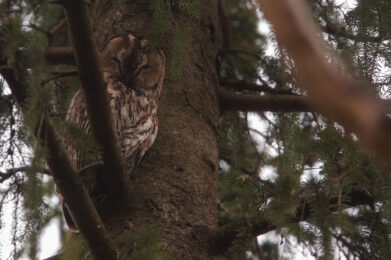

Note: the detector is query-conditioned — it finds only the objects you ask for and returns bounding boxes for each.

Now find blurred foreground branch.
[257,0,391,164]
[63,0,130,202]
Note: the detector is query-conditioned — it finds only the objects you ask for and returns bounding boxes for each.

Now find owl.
[58,34,165,231]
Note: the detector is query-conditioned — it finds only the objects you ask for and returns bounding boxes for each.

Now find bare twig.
[28,18,66,47]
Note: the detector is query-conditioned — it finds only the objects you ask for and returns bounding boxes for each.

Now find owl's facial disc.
[99,35,165,93]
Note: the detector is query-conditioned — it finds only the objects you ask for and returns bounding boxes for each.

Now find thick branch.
[257,0,391,164]
[44,116,117,260]
[63,0,129,200]
[219,90,314,112]
[220,79,293,94]
[1,62,117,260]
[43,47,75,65]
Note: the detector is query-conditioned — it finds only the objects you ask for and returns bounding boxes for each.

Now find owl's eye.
[141,64,151,69]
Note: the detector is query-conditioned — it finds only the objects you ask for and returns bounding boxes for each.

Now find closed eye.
[141,64,151,69]
[112,56,121,64]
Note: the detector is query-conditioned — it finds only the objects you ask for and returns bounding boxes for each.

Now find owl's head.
[100,34,165,97]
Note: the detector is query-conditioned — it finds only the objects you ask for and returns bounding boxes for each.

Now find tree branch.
[210,188,375,254]
[0,167,51,183]
[318,4,390,44]
[63,0,130,201]
[1,60,118,260]
[220,79,294,94]
[218,0,232,51]
[209,218,276,255]
[257,0,391,165]
[219,90,315,112]
[321,24,388,43]
[44,116,117,260]
[43,47,75,65]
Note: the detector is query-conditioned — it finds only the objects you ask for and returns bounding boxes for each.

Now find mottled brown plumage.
[59,35,165,231]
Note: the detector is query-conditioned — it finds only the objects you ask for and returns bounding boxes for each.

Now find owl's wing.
[59,90,103,231]
[65,90,101,170]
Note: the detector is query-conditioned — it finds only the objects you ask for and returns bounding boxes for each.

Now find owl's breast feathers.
[66,73,159,173]
[60,34,165,231]
[105,73,159,170]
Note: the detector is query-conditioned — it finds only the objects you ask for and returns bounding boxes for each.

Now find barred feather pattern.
[59,35,165,231]
[66,73,161,173]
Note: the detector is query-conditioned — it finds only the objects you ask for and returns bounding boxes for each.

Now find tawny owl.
[59,34,165,231]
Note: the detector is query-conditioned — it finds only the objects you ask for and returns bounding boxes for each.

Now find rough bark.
[73,1,221,259]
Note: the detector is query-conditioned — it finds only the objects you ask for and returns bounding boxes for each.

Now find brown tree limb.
[256,0,391,164]
[219,90,315,112]
[43,47,75,65]
[1,60,118,260]
[28,18,66,46]
[63,0,130,201]
[220,79,294,94]
[42,70,78,85]
[44,116,118,260]
[219,90,391,113]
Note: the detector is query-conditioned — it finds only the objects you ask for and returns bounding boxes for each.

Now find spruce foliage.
[1,0,391,259]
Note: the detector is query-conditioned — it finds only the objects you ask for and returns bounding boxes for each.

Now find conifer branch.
[209,218,275,255]
[317,5,390,43]
[63,0,130,201]
[210,188,375,254]
[219,90,315,112]
[220,79,294,94]
[0,167,51,183]
[257,0,391,164]
[0,63,118,260]
[219,88,391,113]
[321,24,389,43]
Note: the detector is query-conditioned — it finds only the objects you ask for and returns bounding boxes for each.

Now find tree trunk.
[80,1,220,259]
